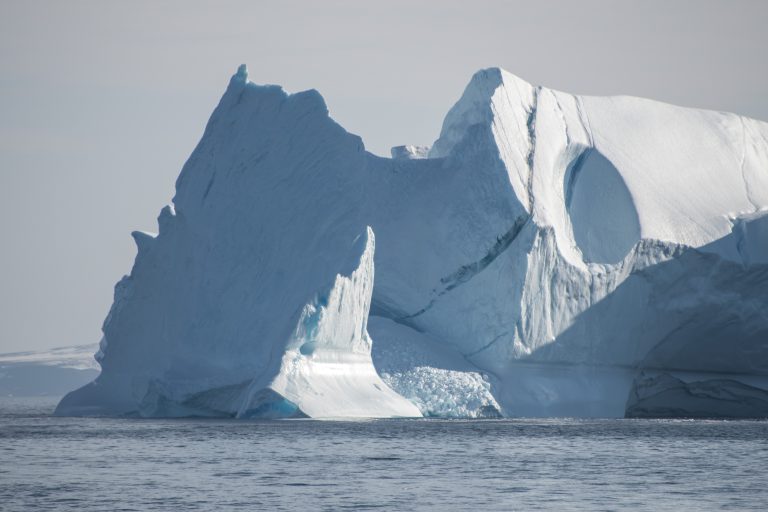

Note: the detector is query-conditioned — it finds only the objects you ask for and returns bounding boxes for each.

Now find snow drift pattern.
[57,65,768,418]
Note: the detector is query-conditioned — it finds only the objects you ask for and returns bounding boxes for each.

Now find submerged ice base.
[58,64,768,419]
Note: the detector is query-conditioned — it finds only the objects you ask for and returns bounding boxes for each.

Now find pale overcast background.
[1,0,766,352]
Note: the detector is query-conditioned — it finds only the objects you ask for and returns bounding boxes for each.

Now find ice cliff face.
[57,65,768,418]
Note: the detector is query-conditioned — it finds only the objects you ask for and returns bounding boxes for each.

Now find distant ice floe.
[0,344,99,397]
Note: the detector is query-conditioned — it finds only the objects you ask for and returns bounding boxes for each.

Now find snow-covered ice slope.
[58,65,768,418]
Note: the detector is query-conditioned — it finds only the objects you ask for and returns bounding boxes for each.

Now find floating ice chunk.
[390,145,430,160]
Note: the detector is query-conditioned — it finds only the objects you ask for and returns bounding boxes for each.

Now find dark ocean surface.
[1,397,767,511]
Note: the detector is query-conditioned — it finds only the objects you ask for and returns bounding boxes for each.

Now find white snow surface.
[57,65,768,418]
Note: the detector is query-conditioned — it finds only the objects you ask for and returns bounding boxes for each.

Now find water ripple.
[1,397,767,511]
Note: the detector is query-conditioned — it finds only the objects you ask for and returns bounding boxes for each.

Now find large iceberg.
[57,65,768,418]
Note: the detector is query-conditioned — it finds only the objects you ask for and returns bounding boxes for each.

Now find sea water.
[1,397,767,511]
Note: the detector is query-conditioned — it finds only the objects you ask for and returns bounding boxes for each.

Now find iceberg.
[57,65,768,418]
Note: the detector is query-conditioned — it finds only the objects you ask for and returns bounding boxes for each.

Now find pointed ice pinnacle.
[232,63,248,84]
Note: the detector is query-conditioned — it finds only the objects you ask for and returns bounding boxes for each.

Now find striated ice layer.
[57,64,768,419]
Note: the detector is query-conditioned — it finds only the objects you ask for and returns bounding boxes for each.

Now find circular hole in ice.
[564,149,640,264]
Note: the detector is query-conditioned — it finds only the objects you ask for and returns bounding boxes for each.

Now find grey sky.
[1,0,766,352]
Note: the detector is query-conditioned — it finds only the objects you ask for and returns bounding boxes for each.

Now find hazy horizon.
[2,0,767,352]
